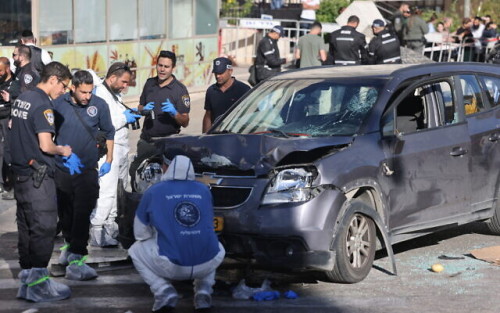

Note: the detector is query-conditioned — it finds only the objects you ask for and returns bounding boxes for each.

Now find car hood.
[156,134,353,176]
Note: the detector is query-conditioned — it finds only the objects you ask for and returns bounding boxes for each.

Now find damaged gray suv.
[119,63,500,283]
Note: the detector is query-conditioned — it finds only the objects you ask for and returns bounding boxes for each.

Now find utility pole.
[464,0,471,18]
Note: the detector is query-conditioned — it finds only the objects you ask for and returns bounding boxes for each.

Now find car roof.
[268,63,499,80]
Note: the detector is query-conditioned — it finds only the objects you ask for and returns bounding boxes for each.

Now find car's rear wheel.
[325,208,376,283]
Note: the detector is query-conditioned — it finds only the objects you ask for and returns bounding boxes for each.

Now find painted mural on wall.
[0,37,218,97]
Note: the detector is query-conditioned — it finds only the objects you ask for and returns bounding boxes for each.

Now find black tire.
[325,209,377,283]
[486,200,500,234]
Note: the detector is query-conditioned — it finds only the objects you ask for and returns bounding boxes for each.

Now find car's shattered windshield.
[214,78,384,137]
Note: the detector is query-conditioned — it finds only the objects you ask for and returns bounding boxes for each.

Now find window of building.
[0,0,31,46]
[139,0,166,39]
[74,0,106,43]
[169,0,193,39]
[39,0,73,45]
[109,0,138,41]
[196,0,218,35]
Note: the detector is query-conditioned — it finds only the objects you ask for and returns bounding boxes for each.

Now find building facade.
[0,0,219,97]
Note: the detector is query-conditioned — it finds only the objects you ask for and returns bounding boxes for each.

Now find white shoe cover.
[16,269,30,299]
[194,292,212,310]
[58,243,70,266]
[152,286,178,312]
[25,268,71,302]
[65,253,98,281]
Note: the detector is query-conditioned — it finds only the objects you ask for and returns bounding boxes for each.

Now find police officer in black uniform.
[367,19,402,64]
[255,25,286,83]
[129,50,190,187]
[329,15,368,65]
[12,45,40,93]
[9,61,73,302]
[53,70,115,280]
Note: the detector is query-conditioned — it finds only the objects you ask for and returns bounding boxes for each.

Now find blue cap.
[372,19,385,27]
[271,25,284,35]
[212,57,232,74]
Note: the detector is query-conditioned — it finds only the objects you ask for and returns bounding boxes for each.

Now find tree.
[316,0,351,23]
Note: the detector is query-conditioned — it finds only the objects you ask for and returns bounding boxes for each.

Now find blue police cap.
[372,19,385,27]
[212,57,232,74]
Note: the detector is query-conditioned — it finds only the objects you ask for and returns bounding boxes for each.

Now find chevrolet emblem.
[196,173,222,186]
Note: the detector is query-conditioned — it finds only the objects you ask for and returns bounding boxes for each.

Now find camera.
[127,109,155,130]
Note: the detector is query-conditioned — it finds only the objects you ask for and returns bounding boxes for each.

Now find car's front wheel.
[325,206,376,283]
[486,193,500,234]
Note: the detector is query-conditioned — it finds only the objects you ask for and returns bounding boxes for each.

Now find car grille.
[210,186,252,208]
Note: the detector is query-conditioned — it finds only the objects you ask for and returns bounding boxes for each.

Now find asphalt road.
[1,67,499,313]
[1,200,500,313]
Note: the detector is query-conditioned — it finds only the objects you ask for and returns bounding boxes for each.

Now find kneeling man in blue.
[129,155,225,312]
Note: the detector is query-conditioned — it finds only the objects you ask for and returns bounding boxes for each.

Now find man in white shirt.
[300,0,321,30]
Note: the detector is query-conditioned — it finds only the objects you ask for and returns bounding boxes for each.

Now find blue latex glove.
[123,109,141,123]
[284,290,298,299]
[62,153,84,175]
[161,99,177,117]
[99,162,111,177]
[143,102,155,111]
[252,291,280,302]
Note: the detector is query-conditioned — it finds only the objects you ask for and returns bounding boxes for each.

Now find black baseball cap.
[212,57,232,74]
[271,25,284,36]
[372,19,385,27]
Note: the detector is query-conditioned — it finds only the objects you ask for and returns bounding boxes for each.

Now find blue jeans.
[271,0,283,9]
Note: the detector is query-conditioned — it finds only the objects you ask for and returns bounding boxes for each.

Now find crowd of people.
[0,29,247,312]
[253,1,499,81]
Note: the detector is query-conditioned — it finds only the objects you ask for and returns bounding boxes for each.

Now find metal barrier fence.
[220,17,327,66]
[221,17,499,66]
[424,33,498,63]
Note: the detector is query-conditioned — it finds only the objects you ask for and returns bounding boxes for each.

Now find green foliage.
[316,0,351,23]
[477,0,500,20]
[221,0,254,18]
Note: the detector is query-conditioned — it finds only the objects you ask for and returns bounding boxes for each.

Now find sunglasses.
[110,64,131,75]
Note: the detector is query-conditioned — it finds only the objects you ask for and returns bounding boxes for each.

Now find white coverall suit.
[90,80,130,246]
[128,155,225,311]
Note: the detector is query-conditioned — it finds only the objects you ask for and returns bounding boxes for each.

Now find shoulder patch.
[87,106,98,117]
[24,74,33,85]
[43,109,54,125]
[182,95,190,108]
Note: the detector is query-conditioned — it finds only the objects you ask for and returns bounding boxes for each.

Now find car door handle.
[489,132,500,142]
[450,147,468,157]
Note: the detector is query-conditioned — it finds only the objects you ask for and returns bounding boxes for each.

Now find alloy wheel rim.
[346,214,372,268]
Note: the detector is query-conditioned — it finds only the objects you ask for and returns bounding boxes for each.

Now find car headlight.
[262,167,317,205]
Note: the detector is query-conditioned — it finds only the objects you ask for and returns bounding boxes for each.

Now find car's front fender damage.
[219,185,347,272]
[331,200,397,276]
